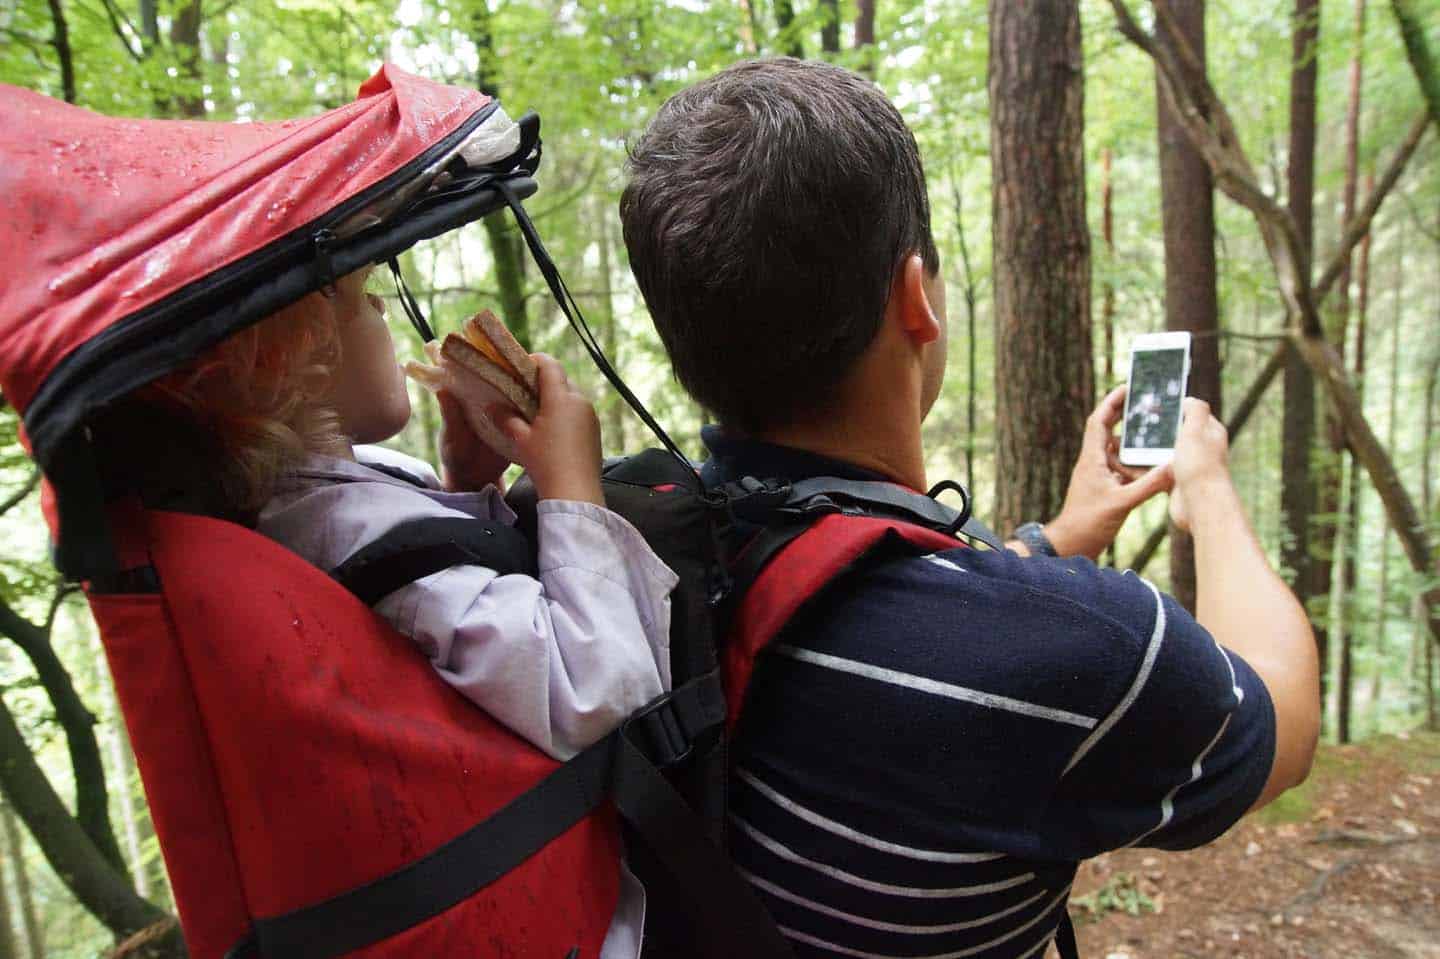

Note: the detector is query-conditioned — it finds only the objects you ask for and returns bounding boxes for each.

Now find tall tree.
[1281,0,1323,704]
[775,0,804,58]
[1155,0,1218,614]
[471,0,531,345]
[1332,0,1368,744]
[1,801,42,959]
[1367,221,1402,731]
[855,0,877,76]
[988,0,1094,535]
[819,0,840,54]
[0,800,41,956]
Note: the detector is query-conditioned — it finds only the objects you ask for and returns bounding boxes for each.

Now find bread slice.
[462,310,539,395]
[404,310,540,464]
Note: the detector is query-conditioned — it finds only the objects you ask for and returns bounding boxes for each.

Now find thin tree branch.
[0,596,127,874]
[1313,112,1429,303]
[96,0,145,62]
[0,692,169,939]
[1391,0,1440,131]
[0,470,39,520]
[45,0,76,104]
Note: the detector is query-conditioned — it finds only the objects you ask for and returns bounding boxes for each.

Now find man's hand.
[438,390,511,493]
[1043,385,1174,561]
[1168,397,1235,534]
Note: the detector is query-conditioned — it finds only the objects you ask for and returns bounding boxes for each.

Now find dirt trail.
[1064,732,1440,959]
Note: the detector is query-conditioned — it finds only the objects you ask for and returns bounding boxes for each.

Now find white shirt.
[257,445,675,958]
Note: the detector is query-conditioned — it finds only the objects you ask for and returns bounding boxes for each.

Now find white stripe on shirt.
[730,815,1034,898]
[774,645,1098,729]
[740,868,1047,935]
[737,769,1005,864]
[1126,712,1234,848]
[1062,577,1167,776]
[774,886,1072,959]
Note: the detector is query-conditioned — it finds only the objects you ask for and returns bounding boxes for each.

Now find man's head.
[621,58,941,435]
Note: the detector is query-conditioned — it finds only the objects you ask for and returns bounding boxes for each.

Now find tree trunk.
[1,802,42,959]
[594,195,627,455]
[738,0,760,53]
[168,0,204,118]
[0,802,17,959]
[947,149,981,496]
[1101,148,1116,390]
[988,0,1094,535]
[1424,346,1439,730]
[1368,228,1401,730]
[472,0,530,345]
[1282,0,1323,717]
[1342,170,1373,739]
[819,0,840,54]
[855,0,877,76]
[1155,0,1217,613]
[1101,147,1117,567]
[1333,1,1367,744]
[775,0,804,58]
[45,0,75,104]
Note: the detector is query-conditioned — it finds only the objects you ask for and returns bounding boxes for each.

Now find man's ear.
[892,254,941,346]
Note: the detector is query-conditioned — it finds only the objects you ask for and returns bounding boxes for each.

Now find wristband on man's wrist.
[1012,521,1058,558]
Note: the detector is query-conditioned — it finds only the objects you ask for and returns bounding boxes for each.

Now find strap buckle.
[623,693,700,767]
[621,673,725,768]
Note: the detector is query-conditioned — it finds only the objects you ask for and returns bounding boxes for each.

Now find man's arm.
[1170,399,1319,809]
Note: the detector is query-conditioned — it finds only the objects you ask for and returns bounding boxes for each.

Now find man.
[620,58,1318,957]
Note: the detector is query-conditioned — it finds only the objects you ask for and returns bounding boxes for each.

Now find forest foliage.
[0,0,1437,952]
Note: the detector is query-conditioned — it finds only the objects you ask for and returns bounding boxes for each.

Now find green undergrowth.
[1254,729,1440,826]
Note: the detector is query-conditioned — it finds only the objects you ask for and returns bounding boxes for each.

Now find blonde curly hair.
[138,290,350,513]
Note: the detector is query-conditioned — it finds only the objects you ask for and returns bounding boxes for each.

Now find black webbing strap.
[245,715,618,958]
[331,516,536,606]
[232,672,792,959]
[1055,909,1080,959]
[726,475,1003,552]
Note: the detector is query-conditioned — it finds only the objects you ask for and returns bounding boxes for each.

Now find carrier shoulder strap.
[330,516,536,606]
[229,671,793,959]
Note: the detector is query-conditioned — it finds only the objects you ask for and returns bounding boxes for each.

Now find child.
[123,264,672,957]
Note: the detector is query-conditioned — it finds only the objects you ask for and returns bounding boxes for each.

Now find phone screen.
[1122,348,1187,451]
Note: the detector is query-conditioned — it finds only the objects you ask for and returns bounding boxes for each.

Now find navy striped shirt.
[703,429,1275,959]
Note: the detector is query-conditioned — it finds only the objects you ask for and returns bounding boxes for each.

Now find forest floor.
[1066,730,1440,959]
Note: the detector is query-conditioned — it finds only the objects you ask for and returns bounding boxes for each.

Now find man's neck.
[756,407,927,492]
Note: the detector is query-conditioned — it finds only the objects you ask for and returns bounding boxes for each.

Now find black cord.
[493,179,692,472]
[389,257,436,342]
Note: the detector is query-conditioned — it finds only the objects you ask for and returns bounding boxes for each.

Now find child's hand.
[437,391,512,492]
[491,354,604,505]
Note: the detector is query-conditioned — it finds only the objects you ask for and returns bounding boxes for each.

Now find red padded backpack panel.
[723,513,964,730]
[90,509,620,958]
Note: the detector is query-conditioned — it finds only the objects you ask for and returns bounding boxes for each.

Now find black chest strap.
[330,515,536,606]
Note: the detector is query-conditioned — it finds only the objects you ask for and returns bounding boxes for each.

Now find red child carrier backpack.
[0,67,785,958]
[0,63,1049,959]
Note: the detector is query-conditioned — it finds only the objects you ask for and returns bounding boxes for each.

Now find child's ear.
[894,254,941,346]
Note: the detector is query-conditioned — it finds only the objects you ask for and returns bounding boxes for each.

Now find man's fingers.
[1084,385,1129,452]
[1120,462,1175,507]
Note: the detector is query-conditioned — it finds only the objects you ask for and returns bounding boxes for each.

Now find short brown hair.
[620,58,938,433]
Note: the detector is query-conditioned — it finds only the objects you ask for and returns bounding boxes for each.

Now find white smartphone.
[1119,331,1192,467]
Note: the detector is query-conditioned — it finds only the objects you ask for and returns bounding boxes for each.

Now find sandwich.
[404,309,539,461]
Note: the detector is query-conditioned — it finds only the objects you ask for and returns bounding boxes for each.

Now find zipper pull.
[312,227,338,297]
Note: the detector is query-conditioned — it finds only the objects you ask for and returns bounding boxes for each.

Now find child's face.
[327,268,411,444]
